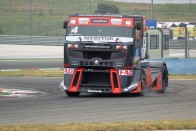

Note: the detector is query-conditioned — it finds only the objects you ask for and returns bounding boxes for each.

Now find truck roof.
[70,14,144,18]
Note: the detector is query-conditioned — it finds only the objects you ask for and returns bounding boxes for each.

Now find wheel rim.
[141,73,147,95]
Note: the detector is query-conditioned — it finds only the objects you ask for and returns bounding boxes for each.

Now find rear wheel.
[65,91,80,97]
[159,77,166,93]
[157,66,168,93]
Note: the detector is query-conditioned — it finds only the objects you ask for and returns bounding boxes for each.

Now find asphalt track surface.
[0,77,196,124]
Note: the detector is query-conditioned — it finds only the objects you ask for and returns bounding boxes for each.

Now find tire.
[159,77,166,93]
[157,66,168,93]
[138,70,147,96]
[65,91,80,97]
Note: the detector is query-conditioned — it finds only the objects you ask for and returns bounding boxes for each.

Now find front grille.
[80,61,114,66]
[68,50,126,60]
[83,51,111,60]
[80,70,111,89]
[80,61,93,66]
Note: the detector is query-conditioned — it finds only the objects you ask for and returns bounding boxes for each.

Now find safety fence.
[0,35,196,58]
[0,0,196,36]
[0,35,64,46]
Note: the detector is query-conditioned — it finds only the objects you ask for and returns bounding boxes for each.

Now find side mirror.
[63,21,68,29]
[136,22,142,30]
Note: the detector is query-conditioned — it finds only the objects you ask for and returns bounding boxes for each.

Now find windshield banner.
[68,17,134,27]
[66,36,133,43]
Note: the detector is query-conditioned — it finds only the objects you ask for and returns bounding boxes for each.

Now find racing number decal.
[64,68,74,74]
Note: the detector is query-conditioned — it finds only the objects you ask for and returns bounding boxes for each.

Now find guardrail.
[1,35,195,48]
[0,35,64,46]
[170,40,196,49]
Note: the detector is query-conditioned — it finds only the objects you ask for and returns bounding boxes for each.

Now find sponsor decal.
[116,45,127,49]
[66,36,133,43]
[78,18,89,24]
[68,43,78,48]
[143,36,147,48]
[141,47,146,59]
[157,22,196,39]
[70,18,76,24]
[92,19,108,23]
[64,68,74,74]
[119,70,133,76]
[84,45,110,49]
[84,36,113,41]
[87,89,102,93]
[125,20,131,26]
[179,27,185,35]
[79,14,122,17]
[111,19,122,25]
[143,17,147,31]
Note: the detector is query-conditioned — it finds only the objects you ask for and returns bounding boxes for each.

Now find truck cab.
[60,14,168,97]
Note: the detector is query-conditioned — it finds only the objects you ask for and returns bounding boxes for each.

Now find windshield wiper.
[77,41,94,44]
[105,41,134,45]
[66,40,94,44]
[105,42,123,44]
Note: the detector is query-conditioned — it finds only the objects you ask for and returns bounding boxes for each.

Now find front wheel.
[65,91,80,97]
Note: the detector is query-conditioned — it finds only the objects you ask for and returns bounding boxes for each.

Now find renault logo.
[95,60,99,65]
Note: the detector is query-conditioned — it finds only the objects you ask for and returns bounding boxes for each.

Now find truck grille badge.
[95,60,99,65]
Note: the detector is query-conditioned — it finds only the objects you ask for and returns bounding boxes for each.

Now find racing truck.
[59,14,168,97]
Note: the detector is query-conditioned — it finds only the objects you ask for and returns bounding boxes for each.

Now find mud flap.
[153,73,162,91]
[130,81,142,94]
[110,69,122,94]
[130,69,147,96]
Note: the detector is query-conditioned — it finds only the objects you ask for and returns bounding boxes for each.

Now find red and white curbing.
[0,68,59,97]
[0,88,43,98]
[0,88,3,93]
[0,68,62,72]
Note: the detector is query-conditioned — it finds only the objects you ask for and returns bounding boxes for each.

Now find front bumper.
[59,80,139,93]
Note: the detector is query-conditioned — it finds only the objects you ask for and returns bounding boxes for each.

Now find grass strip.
[0,120,196,131]
[1,1,196,36]
[0,58,63,61]
[0,69,63,77]
[169,74,196,79]
[1,69,196,79]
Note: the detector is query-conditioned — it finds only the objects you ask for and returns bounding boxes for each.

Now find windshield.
[66,26,134,43]
[66,26,133,38]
